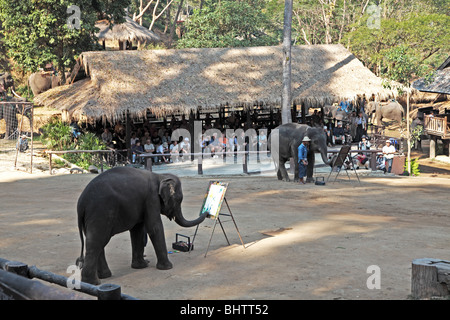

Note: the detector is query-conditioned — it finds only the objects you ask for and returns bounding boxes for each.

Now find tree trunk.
[169,0,184,48]
[281,0,293,124]
[411,258,450,299]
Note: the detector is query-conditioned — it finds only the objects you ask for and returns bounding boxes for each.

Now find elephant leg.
[278,159,290,182]
[306,152,315,183]
[81,242,103,285]
[81,229,111,285]
[145,216,173,270]
[97,248,112,279]
[130,222,149,269]
[292,147,300,182]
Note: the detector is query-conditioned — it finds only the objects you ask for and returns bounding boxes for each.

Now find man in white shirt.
[382,139,396,173]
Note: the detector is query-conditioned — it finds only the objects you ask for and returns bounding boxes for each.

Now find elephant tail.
[76,207,85,269]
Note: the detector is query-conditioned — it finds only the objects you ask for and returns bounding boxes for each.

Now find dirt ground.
[1,153,449,300]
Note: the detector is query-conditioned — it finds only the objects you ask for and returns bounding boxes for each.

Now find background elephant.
[269,123,332,183]
[0,72,15,94]
[367,101,404,126]
[323,105,349,122]
[28,71,70,96]
[76,167,208,285]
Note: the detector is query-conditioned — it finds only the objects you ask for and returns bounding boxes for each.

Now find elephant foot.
[131,259,149,269]
[306,177,315,183]
[98,269,112,279]
[156,260,173,270]
[82,273,101,286]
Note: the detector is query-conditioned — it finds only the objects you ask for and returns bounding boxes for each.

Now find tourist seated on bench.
[332,122,346,145]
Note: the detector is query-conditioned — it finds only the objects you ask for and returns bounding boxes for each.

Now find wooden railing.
[424,115,448,137]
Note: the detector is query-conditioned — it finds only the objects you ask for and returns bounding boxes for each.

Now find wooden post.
[411,258,450,299]
[429,136,437,158]
[49,153,53,175]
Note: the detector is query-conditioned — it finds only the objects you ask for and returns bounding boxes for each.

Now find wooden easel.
[191,197,245,257]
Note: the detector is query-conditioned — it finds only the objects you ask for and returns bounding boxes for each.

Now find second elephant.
[269,123,332,182]
[28,71,70,96]
[367,101,404,126]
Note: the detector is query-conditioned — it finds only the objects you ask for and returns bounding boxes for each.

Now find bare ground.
[1,156,449,300]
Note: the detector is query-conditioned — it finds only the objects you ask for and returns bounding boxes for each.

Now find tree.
[176,0,278,49]
[0,0,130,80]
[382,46,423,175]
[281,0,293,124]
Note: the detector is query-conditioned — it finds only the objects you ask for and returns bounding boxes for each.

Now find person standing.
[382,139,396,173]
[297,136,310,184]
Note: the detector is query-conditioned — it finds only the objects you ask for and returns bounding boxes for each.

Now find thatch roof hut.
[34,44,398,122]
[95,16,160,48]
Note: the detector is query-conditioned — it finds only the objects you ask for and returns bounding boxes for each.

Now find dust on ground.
[1,153,449,300]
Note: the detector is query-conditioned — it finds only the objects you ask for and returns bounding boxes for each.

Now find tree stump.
[411,258,450,299]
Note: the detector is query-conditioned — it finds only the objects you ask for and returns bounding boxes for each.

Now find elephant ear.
[159,178,177,218]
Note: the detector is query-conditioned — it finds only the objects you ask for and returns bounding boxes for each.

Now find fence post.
[243,151,248,174]
[198,155,203,175]
[145,157,153,172]
[97,283,122,300]
[5,261,28,277]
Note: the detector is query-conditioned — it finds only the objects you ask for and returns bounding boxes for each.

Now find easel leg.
[204,217,219,258]
[224,198,245,249]
[218,217,231,246]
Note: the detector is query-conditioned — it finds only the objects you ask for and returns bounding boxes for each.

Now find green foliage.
[41,117,106,170]
[345,9,450,81]
[40,117,73,150]
[177,0,278,48]
[0,0,130,75]
[404,158,420,176]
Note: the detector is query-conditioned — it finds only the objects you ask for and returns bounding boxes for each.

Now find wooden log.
[411,258,450,299]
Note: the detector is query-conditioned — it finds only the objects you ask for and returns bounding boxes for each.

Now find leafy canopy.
[0,0,130,74]
[177,0,278,48]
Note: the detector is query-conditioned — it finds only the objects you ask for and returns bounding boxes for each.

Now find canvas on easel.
[199,181,228,219]
[191,181,245,257]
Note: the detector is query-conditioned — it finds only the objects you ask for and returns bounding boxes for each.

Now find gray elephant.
[0,72,15,94]
[323,105,349,122]
[76,167,208,285]
[367,101,404,126]
[269,123,332,182]
[28,71,70,96]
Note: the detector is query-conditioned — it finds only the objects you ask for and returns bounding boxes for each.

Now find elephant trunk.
[320,148,332,167]
[174,210,208,228]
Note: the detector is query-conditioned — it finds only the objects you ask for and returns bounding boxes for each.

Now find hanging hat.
[302,136,311,142]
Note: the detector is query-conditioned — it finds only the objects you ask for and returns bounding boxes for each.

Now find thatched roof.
[34,44,399,122]
[95,17,160,44]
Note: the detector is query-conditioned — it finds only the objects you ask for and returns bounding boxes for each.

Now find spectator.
[170,140,179,162]
[258,130,267,151]
[101,128,113,147]
[144,139,155,154]
[332,122,346,145]
[209,133,222,157]
[358,135,371,155]
[376,153,386,173]
[179,137,190,161]
[130,132,139,146]
[355,112,367,142]
[17,135,28,152]
[382,139,396,173]
[131,140,144,163]
[155,142,168,163]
